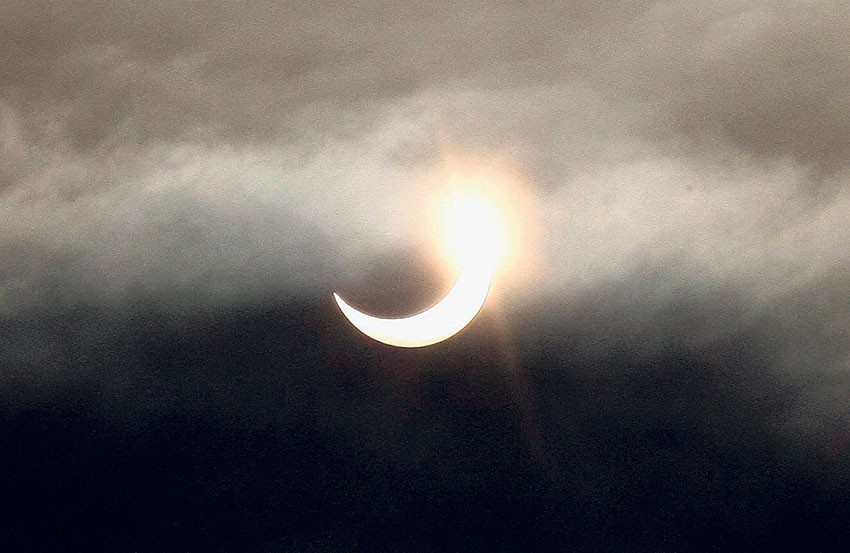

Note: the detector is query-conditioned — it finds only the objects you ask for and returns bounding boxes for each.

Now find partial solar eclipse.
[333,191,505,347]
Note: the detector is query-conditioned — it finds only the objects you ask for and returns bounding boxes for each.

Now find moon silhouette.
[333,192,502,348]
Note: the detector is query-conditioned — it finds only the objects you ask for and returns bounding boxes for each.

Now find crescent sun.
[333,259,492,348]
[333,192,503,348]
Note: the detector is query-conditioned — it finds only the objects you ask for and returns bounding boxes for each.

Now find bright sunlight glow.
[444,190,507,268]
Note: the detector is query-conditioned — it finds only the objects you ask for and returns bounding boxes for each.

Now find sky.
[2,1,850,551]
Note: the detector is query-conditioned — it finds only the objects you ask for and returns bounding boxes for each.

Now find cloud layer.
[1,2,849,550]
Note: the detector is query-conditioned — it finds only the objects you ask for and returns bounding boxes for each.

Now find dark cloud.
[1,1,849,551]
[2,273,849,551]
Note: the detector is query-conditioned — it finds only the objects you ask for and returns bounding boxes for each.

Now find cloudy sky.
[2,1,850,551]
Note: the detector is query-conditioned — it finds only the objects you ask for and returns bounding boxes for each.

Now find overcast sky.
[2,2,850,551]
[3,0,849,418]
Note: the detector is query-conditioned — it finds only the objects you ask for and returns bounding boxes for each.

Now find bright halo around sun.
[444,190,507,269]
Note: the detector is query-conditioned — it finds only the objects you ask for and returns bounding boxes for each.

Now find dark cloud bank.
[2,2,850,552]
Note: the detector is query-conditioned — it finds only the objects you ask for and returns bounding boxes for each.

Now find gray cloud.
[1,1,849,435]
[2,5,850,549]
[593,1,850,174]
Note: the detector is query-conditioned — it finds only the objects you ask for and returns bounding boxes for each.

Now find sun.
[333,166,531,348]
[332,187,509,348]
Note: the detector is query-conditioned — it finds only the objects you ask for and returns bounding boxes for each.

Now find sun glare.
[334,166,533,347]
[444,190,508,268]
